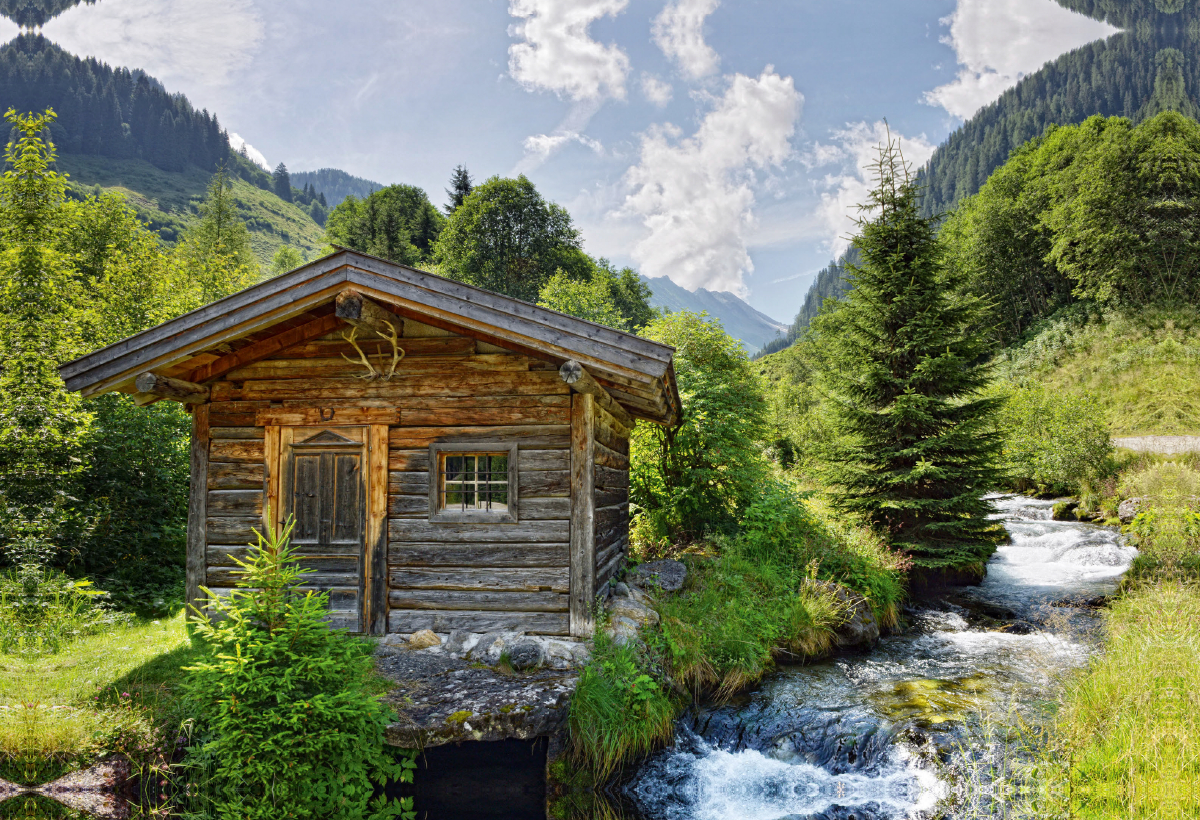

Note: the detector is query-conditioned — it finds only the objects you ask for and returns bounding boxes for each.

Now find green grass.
[59,154,327,267]
[998,305,1200,436]
[1040,583,1200,818]
[0,612,197,784]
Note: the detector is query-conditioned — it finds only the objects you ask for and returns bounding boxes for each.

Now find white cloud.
[508,0,630,101]
[808,121,936,258]
[228,132,269,171]
[618,68,802,295]
[641,74,673,106]
[926,0,1116,119]
[652,0,720,80]
[516,129,604,173]
[42,0,264,90]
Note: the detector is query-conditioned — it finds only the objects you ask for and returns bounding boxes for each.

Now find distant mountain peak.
[640,274,787,355]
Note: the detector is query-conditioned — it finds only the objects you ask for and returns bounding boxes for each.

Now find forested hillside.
[291,168,382,208]
[0,0,92,27]
[639,274,786,354]
[919,3,1200,216]
[757,249,858,357]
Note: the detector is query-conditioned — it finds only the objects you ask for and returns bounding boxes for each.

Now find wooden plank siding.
[593,404,632,593]
[194,322,640,639]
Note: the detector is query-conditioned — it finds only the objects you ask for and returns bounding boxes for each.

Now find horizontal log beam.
[559,360,634,429]
[135,372,209,404]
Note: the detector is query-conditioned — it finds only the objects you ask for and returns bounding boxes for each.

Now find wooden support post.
[186,404,210,616]
[263,425,281,535]
[135,372,210,404]
[570,393,597,638]
[336,289,403,337]
[367,424,390,636]
[559,360,635,430]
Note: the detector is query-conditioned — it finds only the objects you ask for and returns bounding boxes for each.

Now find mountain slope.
[641,275,787,354]
[291,169,383,208]
[61,154,327,265]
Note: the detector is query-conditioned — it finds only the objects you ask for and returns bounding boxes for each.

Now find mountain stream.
[626,495,1138,820]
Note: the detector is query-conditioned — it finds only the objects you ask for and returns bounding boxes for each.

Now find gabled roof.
[59,249,680,425]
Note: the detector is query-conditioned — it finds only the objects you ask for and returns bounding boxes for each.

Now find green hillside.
[998,307,1200,437]
[60,154,327,267]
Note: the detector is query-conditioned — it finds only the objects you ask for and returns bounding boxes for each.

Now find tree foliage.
[631,311,767,541]
[811,139,1002,574]
[433,175,592,302]
[943,112,1200,344]
[272,162,292,203]
[325,183,444,267]
[995,383,1112,495]
[443,164,472,215]
[537,259,657,333]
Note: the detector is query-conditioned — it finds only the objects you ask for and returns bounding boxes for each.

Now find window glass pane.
[440,451,510,515]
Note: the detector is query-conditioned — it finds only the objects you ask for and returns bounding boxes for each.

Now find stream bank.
[624,495,1135,820]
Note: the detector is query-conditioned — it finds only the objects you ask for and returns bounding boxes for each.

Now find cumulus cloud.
[42,0,264,90]
[619,68,802,294]
[229,132,269,171]
[652,0,720,80]
[641,74,673,106]
[926,0,1116,119]
[807,121,936,258]
[508,0,630,101]
[516,129,604,173]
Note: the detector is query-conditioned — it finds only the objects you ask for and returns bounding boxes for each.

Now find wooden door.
[281,428,367,631]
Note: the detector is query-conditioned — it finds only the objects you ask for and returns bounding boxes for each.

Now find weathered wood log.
[387,494,429,517]
[593,441,630,470]
[225,354,529,381]
[388,609,569,636]
[388,425,572,449]
[389,566,570,593]
[570,393,597,638]
[388,590,569,612]
[187,313,344,384]
[206,489,263,515]
[387,542,569,568]
[559,360,635,429]
[388,449,431,472]
[594,465,630,490]
[208,401,271,427]
[520,470,570,497]
[186,405,209,616]
[235,371,568,401]
[209,426,265,440]
[520,450,570,471]
[367,423,389,636]
[209,439,264,463]
[388,519,569,543]
[135,372,209,404]
[207,462,264,490]
[274,336,475,360]
[255,407,400,426]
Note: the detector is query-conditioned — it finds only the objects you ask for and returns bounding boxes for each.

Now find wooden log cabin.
[58,250,679,639]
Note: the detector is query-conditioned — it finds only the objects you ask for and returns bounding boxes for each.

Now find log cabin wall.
[593,404,631,592]
[197,318,577,637]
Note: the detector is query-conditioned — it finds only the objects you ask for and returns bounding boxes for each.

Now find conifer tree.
[272,162,292,202]
[444,165,473,215]
[812,135,1002,578]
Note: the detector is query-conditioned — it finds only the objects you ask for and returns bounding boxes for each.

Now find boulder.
[1051,500,1078,521]
[628,559,687,592]
[507,640,545,671]
[1119,496,1147,524]
[407,629,442,650]
[807,580,880,650]
[609,597,659,627]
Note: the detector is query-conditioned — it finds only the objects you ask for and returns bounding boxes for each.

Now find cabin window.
[428,441,519,523]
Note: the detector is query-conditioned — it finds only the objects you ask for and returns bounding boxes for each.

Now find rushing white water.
[627,496,1137,820]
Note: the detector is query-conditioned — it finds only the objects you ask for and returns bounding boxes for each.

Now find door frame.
[263,422,390,635]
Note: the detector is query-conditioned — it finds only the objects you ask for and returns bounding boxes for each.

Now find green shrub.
[0,563,130,656]
[996,382,1112,495]
[631,311,769,541]
[568,633,676,780]
[182,519,412,820]
[656,552,842,698]
[735,479,908,626]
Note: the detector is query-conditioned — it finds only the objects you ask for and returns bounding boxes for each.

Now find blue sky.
[29,0,1116,322]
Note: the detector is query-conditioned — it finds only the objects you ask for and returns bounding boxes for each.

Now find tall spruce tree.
[812,136,1001,578]
[444,165,473,215]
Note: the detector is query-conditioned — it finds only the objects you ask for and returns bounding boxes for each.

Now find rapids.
[626,496,1138,819]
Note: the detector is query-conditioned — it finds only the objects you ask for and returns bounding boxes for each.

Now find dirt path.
[1113,436,1200,454]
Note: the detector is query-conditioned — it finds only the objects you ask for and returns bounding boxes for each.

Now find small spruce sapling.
[183,513,413,820]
